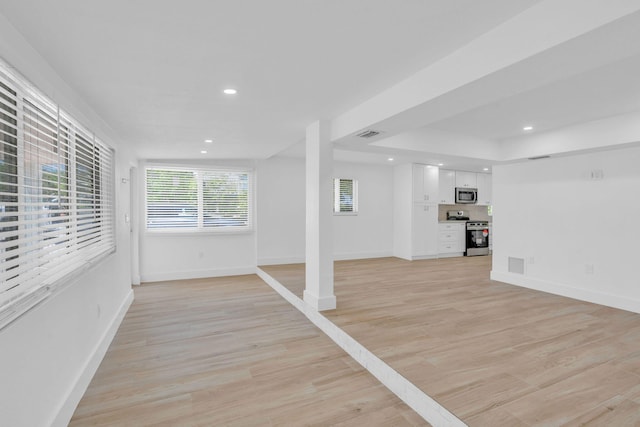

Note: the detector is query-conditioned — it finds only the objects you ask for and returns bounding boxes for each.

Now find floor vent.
[508,257,525,274]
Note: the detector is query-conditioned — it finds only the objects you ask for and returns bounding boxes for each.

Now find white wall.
[491,145,640,313]
[141,231,256,281]
[0,12,135,427]
[392,163,413,260]
[138,160,257,282]
[256,156,306,264]
[333,161,394,260]
[256,156,394,264]
[139,156,395,275]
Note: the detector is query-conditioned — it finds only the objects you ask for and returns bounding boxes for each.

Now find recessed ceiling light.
[200,150,207,154]
[483,167,489,171]
[204,139,213,143]
[387,157,394,162]
[523,126,533,131]
[223,88,237,95]
[437,163,444,166]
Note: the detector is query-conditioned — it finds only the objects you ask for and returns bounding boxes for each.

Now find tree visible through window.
[334,178,358,214]
[146,167,252,231]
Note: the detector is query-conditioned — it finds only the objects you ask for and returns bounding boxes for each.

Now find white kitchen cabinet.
[455,171,477,188]
[413,203,439,258]
[438,222,465,257]
[413,164,439,203]
[476,173,492,206]
[393,163,439,261]
[438,169,456,204]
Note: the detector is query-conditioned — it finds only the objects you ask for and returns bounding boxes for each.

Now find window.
[145,167,252,231]
[0,60,115,325]
[334,178,358,214]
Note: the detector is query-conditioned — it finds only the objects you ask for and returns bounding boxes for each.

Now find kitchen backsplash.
[438,204,492,222]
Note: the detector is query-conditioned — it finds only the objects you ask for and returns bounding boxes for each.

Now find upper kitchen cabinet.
[412,164,439,203]
[476,173,492,205]
[456,171,478,188]
[455,171,477,188]
[438,169,456,204]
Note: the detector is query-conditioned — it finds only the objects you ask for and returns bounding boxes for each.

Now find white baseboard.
[256,267,465,427]
[412,254,438,261]
[438,252,464,258]
[257,256,305,266]
[52,289,134,427]
[258,252,394,266]
[490,270,640,314]
[333,251,393,261]
[140,266,256,283]
[303,290,337,311]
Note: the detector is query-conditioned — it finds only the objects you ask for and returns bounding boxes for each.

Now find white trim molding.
[258,252,393,266]
[141,267,256,283]
[333,251,393,261]
[256,267,466,427]
[257,256,305,266]
[490,271,640,314]
[52,289,134,427]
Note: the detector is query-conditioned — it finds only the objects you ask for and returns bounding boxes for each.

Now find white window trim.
[144,164,254,234]
[333,211,359,216]
[0,59,116,330]
[333,177,358,216]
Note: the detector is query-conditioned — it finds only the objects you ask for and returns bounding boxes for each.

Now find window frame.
[0,60,116,329]
[144,165,254,234]
[333,177,358,216]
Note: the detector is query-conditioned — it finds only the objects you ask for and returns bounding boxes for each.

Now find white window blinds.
[334,178,358,214]
[0,61,115,325]
[146,167,252,231]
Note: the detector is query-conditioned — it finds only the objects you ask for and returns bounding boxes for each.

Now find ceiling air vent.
[355,129,381,138]
[528,155,550,160]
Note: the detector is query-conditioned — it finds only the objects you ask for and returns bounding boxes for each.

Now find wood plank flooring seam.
[256,267,466,427]
[260,257,640,425]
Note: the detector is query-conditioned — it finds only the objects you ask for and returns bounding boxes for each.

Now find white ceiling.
[429,55,640,142]
[1,0,640,170]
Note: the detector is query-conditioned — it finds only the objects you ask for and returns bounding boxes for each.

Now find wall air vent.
[508,257,525,274]
[528,155,550,160]
[355,129,381,138]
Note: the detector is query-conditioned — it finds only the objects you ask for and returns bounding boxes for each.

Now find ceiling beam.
[330,0,640,143]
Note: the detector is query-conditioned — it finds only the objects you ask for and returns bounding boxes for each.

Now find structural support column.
[304,120,336,311]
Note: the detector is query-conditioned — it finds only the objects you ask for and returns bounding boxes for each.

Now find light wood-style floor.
[70,275,427,426]
[262,256,640,426]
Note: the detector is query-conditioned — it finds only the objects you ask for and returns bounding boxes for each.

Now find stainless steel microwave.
[455,187,478,204]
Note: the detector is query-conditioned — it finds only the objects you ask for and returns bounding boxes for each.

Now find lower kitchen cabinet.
[438,222,465,257]
[412,203,438,258]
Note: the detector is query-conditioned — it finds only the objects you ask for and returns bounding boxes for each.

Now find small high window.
[334,178,358,214]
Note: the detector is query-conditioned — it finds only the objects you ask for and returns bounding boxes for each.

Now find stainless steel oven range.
[465,220,490,256]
